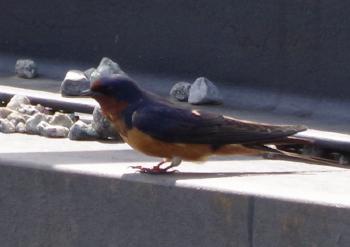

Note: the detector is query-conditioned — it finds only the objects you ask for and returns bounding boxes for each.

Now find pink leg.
[130,159,178,174]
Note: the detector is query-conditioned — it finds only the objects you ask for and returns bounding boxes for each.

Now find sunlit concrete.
[1,133,350,246]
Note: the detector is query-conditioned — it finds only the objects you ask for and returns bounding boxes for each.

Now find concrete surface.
[1,133,350,246]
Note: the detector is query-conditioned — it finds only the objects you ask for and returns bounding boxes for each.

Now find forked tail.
[247,135,349,168]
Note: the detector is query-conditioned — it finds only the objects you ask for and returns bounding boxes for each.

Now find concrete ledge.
[1,133,350,246]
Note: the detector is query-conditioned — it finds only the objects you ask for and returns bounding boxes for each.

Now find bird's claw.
[129,165,178,174]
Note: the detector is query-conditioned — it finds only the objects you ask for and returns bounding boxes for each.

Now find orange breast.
[124,128,211,160]
[124,128,263,161]
[98,98,129,137]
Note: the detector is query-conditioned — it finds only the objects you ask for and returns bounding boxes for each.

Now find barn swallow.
[81,74,313,174]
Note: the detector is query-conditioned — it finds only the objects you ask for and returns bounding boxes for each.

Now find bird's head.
[81,74,144,105]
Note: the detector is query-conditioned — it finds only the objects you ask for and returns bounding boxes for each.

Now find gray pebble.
[92,106,121,140]
[188,77,223,105]
[17,104,39,115]
[38,121,69,138]
[60,70,90,96]
[0,119,15,133]
[7,95,31,110]
[49,112,74,129]
[15,59,38,79]
[67,113,79,122]
[37,121,49,133]
[46,115,54,122]
[89,71,101,83]
[25,113,48,134]
[22,114,31,121]
[68,120,99,140]
[90,57,125,82]
[35,104,46,113]
[170,82,191,101]
[7,112,26,125]
[84,68,96,81]
[98,57,124,75]
[15,122,26,133]
[0,107,13,118]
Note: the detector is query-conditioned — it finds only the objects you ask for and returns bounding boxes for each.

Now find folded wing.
[132,102,306,145]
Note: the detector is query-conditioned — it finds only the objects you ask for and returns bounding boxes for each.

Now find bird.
[81,74,332,174]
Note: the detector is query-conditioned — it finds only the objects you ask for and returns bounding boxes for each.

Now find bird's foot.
[130,165,178,174]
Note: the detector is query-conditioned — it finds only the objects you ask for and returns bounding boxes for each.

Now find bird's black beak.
[80,89,102,97]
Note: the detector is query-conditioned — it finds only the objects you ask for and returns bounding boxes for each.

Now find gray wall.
[2,164,350,247]
[1,0,350,98]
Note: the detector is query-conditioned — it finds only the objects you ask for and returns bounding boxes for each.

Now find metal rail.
[0,85,96,114]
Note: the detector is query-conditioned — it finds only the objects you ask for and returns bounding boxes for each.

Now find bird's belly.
[124,128,213,161]
[124,128,262,161]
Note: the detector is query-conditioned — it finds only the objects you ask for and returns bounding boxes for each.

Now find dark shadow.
[122,170,330,180]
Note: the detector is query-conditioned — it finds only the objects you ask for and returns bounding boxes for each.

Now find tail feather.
[249,143,348,168]
[266,149,347,168]
[248,131,350,168]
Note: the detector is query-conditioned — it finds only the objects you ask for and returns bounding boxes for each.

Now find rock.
[90,57,125,82]
[25,113,48,134]
[35,104,47,114]
[15,122,26,133]
[17,104,47,116]
[23,114,31,120]
[49,112,74,129]
[15,59,38,78]
[7,112,26,125]
[98,57,124,75]
[17,104,40,116]
[39,105,54,115]
[7,95,31,110]
[188,77,223,105]
[0,119,15,133]
[92,106,121,140]
[84,67,96,81]
[170,82,191,101]
[0,107,13,118]
[67,113,79,122]
[89,71,101,83]
[60,70,90,96]
[68,120,99,140]
[37,121,49,133]
[46,115,54,122]
[38,121,69,138]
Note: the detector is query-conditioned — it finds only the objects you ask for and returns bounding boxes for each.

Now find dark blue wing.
[132,102,306,145]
